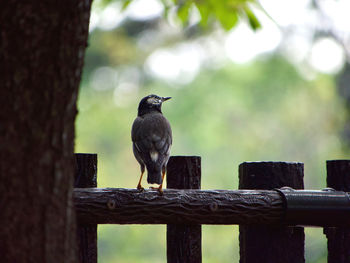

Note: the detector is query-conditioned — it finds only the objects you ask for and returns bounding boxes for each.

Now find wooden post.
[239,162,305,263]
[166,156,202,263]
[325,160,350,263]
[75,153,97,263]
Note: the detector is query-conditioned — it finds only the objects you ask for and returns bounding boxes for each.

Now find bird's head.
[137,94,171,116]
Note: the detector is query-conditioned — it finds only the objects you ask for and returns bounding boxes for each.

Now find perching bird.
[131,94,172,194]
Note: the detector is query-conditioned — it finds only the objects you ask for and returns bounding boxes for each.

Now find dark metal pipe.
[277,187,350,226]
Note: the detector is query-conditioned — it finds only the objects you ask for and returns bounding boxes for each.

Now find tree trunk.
[0,1,92,262]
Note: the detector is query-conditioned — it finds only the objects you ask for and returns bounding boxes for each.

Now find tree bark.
[0,1,92,262]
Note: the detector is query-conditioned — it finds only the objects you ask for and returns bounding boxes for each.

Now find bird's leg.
[151,168,166,195]
[137,165,145,191]
[137,174,144,191]
[158,169,166,195]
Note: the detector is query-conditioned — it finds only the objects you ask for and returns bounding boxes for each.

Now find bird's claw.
[137,185,144,192]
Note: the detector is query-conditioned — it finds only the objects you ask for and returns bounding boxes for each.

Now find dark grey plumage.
[132,94,172,191]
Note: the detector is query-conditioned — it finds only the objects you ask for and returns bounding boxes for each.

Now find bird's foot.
[137,184,144,192]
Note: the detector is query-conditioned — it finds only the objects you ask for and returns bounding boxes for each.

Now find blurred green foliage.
[95,0,261,31]
[76,1,346,262]
[172,0,261,30]
[76,56,344,262]
[77,55,345,189]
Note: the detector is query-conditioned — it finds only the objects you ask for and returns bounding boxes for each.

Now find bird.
[131,94,172,194]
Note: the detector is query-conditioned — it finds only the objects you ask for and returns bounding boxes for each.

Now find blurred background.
[75,0,350,262]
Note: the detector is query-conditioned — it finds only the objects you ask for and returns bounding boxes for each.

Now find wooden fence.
[74,154,350,263]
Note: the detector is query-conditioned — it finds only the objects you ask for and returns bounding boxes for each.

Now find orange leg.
[158,169,166,195]
[150,169,166,195]
[137,165,145,191]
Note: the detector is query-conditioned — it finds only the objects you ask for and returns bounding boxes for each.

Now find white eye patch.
[147,97,161,104]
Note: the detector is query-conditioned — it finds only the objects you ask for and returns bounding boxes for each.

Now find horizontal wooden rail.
[74,188,350,226]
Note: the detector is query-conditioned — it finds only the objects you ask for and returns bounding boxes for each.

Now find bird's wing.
[132,114,172,166]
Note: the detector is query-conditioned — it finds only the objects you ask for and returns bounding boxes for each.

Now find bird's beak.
[161,97,171,102]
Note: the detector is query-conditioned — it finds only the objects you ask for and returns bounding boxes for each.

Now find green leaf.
[177,2,191,24]
[244,7,261,30]
[216,8,239,30]
[112,0,261,31]
[121,0,132,11]
[195,2,210,26]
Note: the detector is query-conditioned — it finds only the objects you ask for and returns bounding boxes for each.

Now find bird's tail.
[147,169,162,184]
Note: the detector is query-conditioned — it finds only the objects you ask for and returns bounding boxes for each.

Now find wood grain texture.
[239,162,305,263]
[74,188,284,225]
[75,154,97,263]
[325,160,350,263]
[166,156,202,263]
[167,156,201,189]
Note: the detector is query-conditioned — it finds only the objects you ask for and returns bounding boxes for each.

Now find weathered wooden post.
[239,162,305,263]
[325,160,350,263]
[75,153,98,263]
[166,156,202,263]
